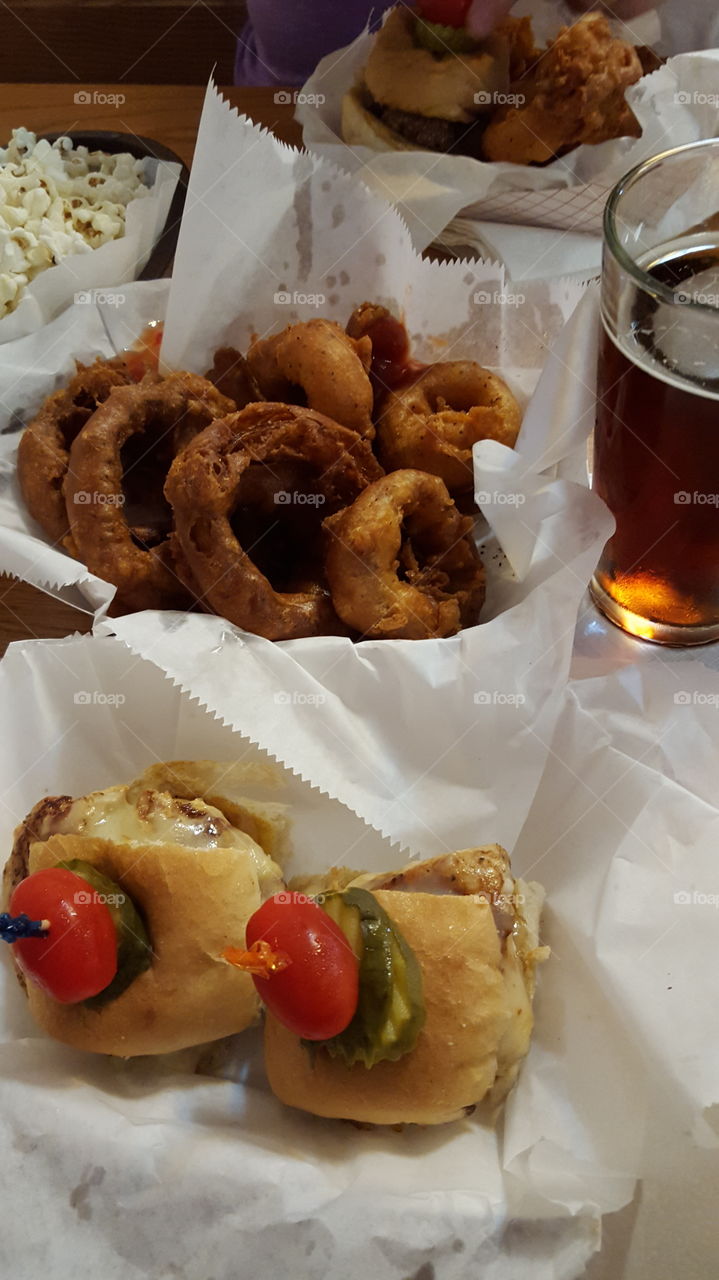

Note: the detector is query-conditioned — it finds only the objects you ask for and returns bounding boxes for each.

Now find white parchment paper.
[0,156,180,344]
[1,619,717,1275]
[0,632,641,1279]
[298,3,719,248]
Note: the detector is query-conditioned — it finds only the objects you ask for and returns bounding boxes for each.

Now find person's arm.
[237,0,395,86]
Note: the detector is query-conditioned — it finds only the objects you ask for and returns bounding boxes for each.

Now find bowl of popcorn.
[0,128,186,342]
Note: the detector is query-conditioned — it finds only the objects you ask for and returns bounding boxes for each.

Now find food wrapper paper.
[297,2,719,250]
[0,613,717,1277]
[0,155,180,344]
[0,88,611,857]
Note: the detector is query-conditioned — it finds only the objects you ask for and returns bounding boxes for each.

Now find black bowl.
[42,129,189,280]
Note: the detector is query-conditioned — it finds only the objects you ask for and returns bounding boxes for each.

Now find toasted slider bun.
[24,832,268,1057]
[264,869,546,1126]
[126,759,291,863]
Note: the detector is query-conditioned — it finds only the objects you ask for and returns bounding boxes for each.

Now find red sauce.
[122,322,164,382]
[365,314,426,397]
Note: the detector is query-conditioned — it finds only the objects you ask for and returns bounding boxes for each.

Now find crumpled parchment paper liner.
[0,631,648,1279]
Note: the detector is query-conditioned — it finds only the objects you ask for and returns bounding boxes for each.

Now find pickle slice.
[317,888,425,1068]
[58,860,152,1008]
[414,17,480,55]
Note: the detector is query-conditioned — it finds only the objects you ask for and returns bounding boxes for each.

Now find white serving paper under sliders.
[0,623,717,1275]
[0,632,639,1279]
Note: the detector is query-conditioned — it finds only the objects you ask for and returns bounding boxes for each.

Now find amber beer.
[590,142,719,645]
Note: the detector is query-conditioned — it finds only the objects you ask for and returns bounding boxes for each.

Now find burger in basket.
[341,2,650,166]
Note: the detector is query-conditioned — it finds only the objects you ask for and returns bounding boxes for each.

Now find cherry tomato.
[415,0,471,28]
[10,868,118,1004]
[246,895,359,1040]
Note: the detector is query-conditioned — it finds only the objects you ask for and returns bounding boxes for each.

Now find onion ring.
[246,319,375,438]
[324,469,485,640]
[346,301,393,343]
[205,347,263,410]
[64,373,233,612]
[17,359,134,543]
[376,362,522,495]
[165,402,383,640]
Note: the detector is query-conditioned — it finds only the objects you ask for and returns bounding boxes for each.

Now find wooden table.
[0,84,302,655]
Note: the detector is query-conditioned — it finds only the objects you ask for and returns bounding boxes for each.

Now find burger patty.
[373,103,488,157]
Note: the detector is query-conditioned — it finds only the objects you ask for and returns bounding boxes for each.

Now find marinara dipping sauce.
[362,312,427,401]
[122,321,164,381]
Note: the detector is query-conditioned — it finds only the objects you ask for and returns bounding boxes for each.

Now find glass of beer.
[590,139,719,645]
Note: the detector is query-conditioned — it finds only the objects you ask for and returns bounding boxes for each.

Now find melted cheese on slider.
[36,786,284,899]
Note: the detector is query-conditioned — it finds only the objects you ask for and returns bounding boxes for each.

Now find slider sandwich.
[2,761,288,1056]
[228,845,548,1126]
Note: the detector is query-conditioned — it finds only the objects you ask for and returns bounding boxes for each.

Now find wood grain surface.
[0,4,246,85]
[0,84,301,656]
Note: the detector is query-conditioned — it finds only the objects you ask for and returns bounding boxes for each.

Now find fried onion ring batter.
[246,319,375,438]
[324,469,485,640]
[205,346,263,410]
[17,359,133,543]
[64,373,233,612]
[165,403,383,640]
[481,15,643,165]
[376,362,521,495]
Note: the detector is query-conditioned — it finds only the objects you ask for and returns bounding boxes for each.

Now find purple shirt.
[235,1,395,86]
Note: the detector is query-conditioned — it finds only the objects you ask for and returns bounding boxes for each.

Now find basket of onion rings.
[16,302,523,642]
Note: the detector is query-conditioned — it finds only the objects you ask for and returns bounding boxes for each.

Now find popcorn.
[0,128,147,319]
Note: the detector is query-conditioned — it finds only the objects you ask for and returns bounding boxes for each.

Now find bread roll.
[24,832,264,1057]
[3,762,291,1056]
[363,8,508,123]
[264,877,546,1126]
